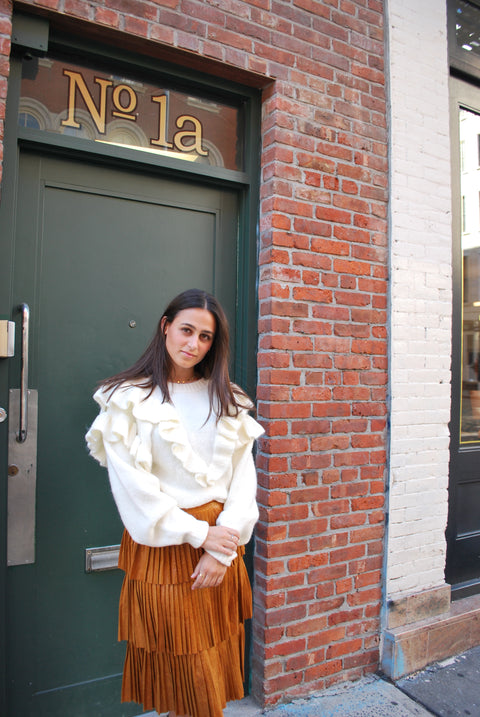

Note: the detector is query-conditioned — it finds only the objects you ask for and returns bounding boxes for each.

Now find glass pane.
[455,0,480,57]
[19,55,244,171]
[460,108,480,443]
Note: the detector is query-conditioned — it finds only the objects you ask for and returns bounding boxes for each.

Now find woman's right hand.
[201,525,240,555]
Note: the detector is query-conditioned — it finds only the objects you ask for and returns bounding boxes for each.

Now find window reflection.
[460,108,480,442]
[456,0,480,56]
[18,55,243,171]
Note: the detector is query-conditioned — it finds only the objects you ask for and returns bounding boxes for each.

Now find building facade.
[0,0,479,715]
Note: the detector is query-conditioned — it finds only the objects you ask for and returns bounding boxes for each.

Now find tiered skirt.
[117,501,252,717]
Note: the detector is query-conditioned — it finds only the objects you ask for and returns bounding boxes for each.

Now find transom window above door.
[19,54,244,170]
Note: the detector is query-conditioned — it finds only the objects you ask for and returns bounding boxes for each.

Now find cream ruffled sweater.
[86,379,264,566]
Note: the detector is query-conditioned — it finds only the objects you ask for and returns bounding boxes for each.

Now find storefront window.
[460,107,480,442]
[18,55,244,170]
[455,0,480,56]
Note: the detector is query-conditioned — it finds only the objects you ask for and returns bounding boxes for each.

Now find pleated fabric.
[117,501,253,717]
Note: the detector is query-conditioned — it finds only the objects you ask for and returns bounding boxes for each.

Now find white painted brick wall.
[386,0,452,599]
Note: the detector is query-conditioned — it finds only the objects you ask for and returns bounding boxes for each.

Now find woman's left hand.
[191,552,227,590]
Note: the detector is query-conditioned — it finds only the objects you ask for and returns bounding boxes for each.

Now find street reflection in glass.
[460,108,480,442]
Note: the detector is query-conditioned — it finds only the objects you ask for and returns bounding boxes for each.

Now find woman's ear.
[160,316,168,335]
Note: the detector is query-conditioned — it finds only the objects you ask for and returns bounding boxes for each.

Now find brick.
[265,638,306,658]
[264,592,286,609]
[266,505,310,523]
[330,513,367,530]
[265,604,308,627]
[291,419,330,435]
[286,586,316,604]
[287,553,328,574]
[307,564,348,585]
[256,487,288,507]
[286,650,322,672]
[124,15,150,35]
[263,574,305,591]
[311,435,349,452]
[267,539,309,558]
[257,352,290,368]
[259,402,311,419]
[293,353,333,368]
[344,649,379,670]
[286,616,328,637]
[347,587,382,606]
[292,287,335,302]
[288,518,328,537]
[95,7,121,26]
[355,570,382,589]
[64,0,92,19]
[330,545,366,564]
[310,533,349,552]
[291,454,332,470]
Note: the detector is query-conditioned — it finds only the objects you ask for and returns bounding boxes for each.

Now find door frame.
[446,74,480,598]
[0,14,261,714]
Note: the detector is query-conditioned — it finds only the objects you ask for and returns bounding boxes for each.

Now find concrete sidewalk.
[224,645,480,716]
[142,644,480,716]
[397,644,480,717]
[141,674,430,717]
[223,675,431,716]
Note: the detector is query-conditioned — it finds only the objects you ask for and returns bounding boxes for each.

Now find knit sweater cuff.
[186,518,210,549]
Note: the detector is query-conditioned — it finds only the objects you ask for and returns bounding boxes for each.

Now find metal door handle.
[17,303,29,443]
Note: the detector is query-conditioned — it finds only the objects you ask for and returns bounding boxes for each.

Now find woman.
[86,289,263,717]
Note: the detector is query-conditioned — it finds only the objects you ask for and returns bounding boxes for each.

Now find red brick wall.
[6,0,388,706]
[252,1,388,703]
[0,0,12,186]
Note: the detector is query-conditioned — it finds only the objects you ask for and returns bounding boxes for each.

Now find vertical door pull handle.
[17,303,29,443]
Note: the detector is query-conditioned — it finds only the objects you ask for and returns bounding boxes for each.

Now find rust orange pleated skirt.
[117,501,253,717]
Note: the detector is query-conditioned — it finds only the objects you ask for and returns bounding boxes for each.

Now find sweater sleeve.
[205,412,263,566]
[86,388,209,549]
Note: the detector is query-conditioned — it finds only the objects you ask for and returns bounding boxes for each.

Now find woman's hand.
[191,552,227,590]
[201,525,240,555]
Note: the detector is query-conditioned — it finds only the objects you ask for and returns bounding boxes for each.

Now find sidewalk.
[226,645,480,716]
[396,644,480,716]
[142,644,480,716]
[140,673,429,717]
[224,675,431,716]
[143,674,430,717]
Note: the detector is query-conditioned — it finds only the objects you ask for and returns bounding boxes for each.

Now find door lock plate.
[7,388,38,566]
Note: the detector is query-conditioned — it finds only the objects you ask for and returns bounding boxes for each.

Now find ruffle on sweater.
[86,382,264,488]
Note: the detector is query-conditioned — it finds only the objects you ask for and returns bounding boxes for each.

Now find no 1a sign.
[19,56,242,170]
[61,70,208,157]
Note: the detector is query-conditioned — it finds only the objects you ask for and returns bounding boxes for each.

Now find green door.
[6,148,239,716]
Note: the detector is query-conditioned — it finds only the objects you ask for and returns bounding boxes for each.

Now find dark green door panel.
[7,150,239,716]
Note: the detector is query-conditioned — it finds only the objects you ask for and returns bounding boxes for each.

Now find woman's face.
[163,307,216,380]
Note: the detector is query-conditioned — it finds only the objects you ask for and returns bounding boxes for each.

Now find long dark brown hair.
[100,288,248,418]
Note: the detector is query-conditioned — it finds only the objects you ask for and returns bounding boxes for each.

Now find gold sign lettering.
[61,70,209,159]
[174,115,208,156]
[112,84,137,120]
[61,70,113,134]
[151,94,173,149]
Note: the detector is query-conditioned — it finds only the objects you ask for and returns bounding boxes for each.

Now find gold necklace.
[173,375,197,384]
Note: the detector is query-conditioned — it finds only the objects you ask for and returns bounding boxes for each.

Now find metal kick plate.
[7,388,38,566]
